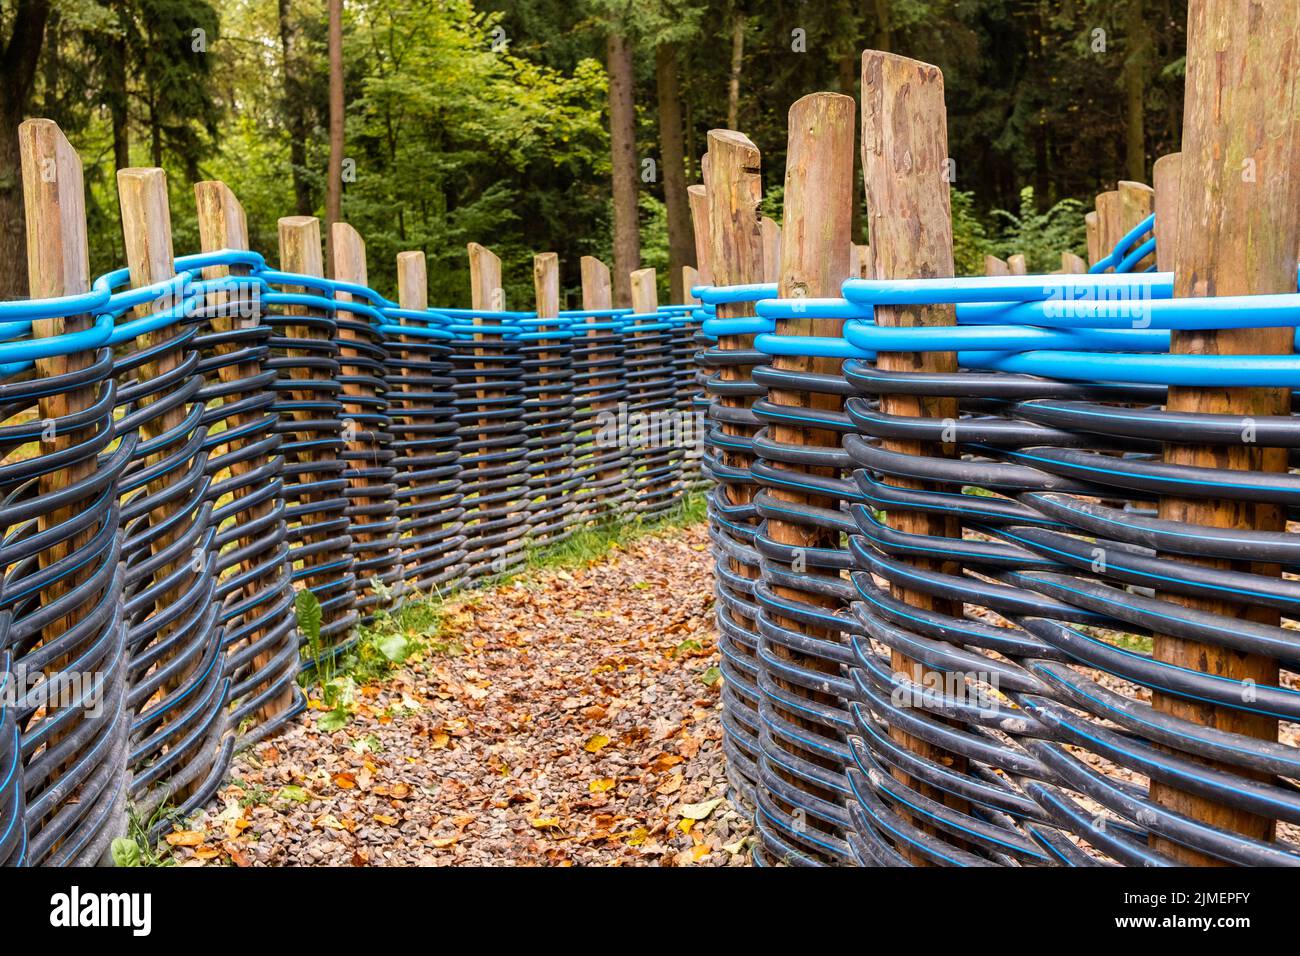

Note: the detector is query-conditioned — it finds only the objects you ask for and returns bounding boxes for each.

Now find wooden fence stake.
[332,222,398,609]
[687,184,714,287]
[1152,153,1181,273]
[1151,0,1300,864]
[764,90,856,859]
[861,49,967,863]
[761,216,782,283]
[1095,190,1122,267]
[20,119,98,661]
[119,167,211,785]
[195,179,295,720]
[579,255,624,515]
[278,215,355,637]
[530,251,573,541]
[1085,210,1101,267]
[706,127,766,804]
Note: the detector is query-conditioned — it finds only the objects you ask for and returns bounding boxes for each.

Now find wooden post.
[19,120,98,653]
[19,120,114,847]
[1007,253,1028,275]
[1095,190,1122,267]
[118,168,210,738]
[761,216,782,283]
[687,183,714,286]
[332,222,397,610]
[278,215,354,637]
[1151,0,1300,864]
[630,266,657,314]
[861,50,967,863]
[705,127,766,805]
[1085,210,1101,267]
[1152,153,1181,273]
[195,179,295,720]
[682,264,700,301]
[579,255,624,516]
[467,242,521,572]
[984,254,1010,276]
[1060,251,1087,274]
[529,251,571,542]
[1119,180,1156,269]
[628,267,660,512]
[765,91,856,860]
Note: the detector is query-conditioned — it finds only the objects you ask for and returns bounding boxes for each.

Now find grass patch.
[518,491,707,578]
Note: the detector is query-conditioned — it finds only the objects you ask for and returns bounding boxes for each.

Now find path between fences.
[167,523,752,866]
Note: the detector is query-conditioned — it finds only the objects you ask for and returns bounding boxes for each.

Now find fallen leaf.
[679,797,723,821]
[165,830,205,847]
[588,778,616,794]
[583,733,611,754]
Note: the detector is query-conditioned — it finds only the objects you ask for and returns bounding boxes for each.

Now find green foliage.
[990,187,1088,274]
[949,189,991,277]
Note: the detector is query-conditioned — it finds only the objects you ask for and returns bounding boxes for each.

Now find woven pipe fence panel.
[699,215,1300,867]
[0,246,701,866]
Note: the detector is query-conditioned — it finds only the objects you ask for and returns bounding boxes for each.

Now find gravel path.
[168,522,751,866]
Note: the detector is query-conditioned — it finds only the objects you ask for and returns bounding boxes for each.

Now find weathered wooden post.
[627,266,680,516]
[20,119,128,862]
[1085,210,1101,267]
[278,216,356,643]
[860,50,967,863]
[390,250,464,590]
[687,184,714,287]
[20,119,98,659]
[527,251,576,542]
[119,166,221,799]
[1152,153,1181,273]
[761,216,782,283]
[466,242,525,575]
[332,223,399,613]
[1060,251,1087,274]
[195,180,296,722]
[1007,253,1027,275]
[1151,0,1300,864]
[1095,189,1122,266]
[705,127,766,808]
[762,91,857,862]
[579,254,626,517]
[1119,180,1155,268]
[984,254,1010,277]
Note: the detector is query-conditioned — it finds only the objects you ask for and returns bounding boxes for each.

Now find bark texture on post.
[1151,0,1300,864]
[859,50,966,864]
[758,91,857,864]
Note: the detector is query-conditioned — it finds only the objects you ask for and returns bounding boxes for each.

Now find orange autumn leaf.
[165,830,205,847]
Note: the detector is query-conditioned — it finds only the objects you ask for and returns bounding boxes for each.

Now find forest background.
[0,0,1186,306]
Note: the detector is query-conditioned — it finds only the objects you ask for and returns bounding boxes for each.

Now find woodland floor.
[161,520,752,867]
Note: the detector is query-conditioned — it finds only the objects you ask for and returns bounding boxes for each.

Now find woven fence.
[694,40,1300,865]
[0,122,704,867]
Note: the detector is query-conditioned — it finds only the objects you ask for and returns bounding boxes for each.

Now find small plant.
[111,804,179,868]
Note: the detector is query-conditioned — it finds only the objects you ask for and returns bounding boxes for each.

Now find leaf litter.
[168,522,751,867]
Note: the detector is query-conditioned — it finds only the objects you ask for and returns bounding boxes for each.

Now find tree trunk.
[727,11,744,130]
[108,33,129,172]
[606,30,639,308]
[874,0,894,50]
[656,44,693,304]
[326,0,344,275]
[1124,0,1147,182]
[278,0,313,216]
